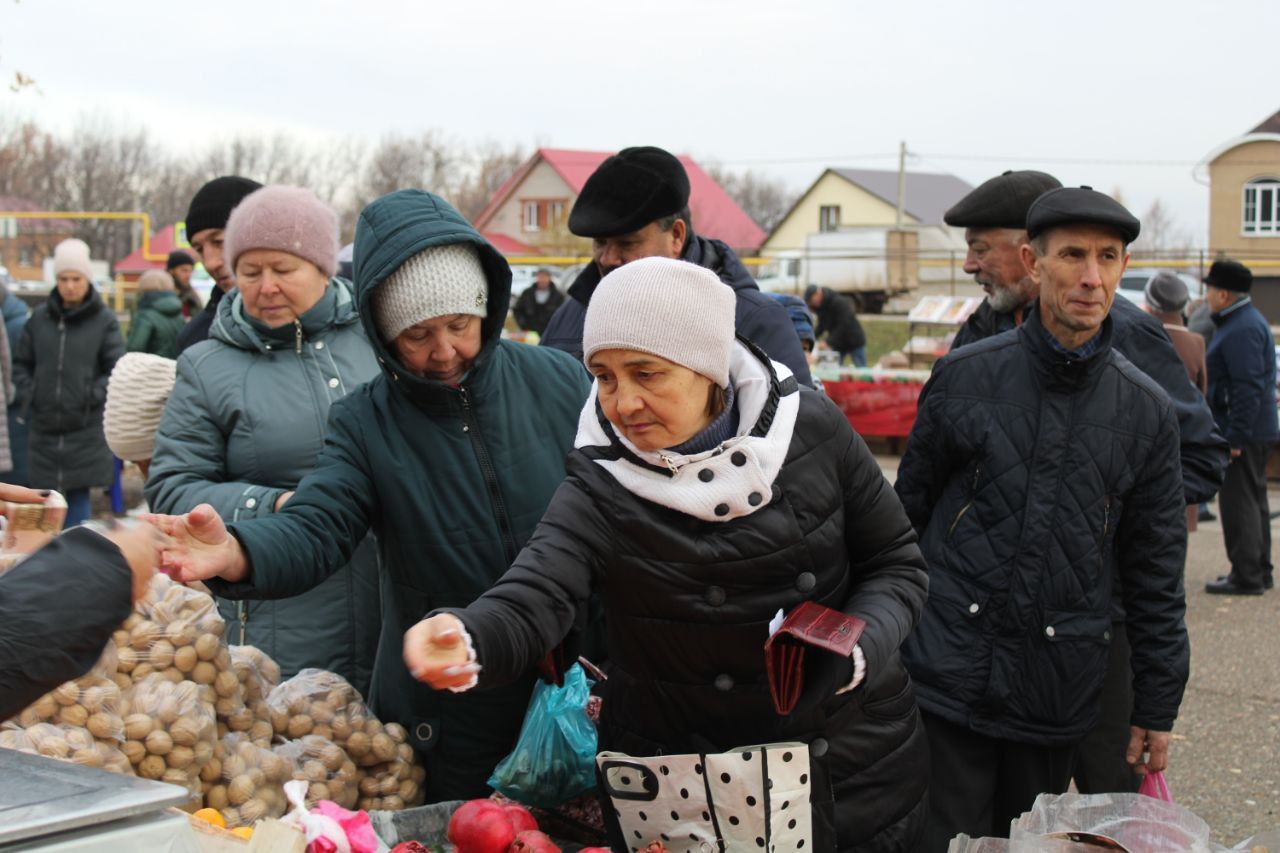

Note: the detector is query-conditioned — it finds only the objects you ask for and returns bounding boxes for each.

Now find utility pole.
[896,140,907,229]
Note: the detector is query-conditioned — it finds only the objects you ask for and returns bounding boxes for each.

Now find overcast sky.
[2,0,1276,243]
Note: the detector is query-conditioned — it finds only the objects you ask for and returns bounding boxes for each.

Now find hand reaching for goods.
[140,503,249,585]
[403,614,479,691]
[96,520,166,603]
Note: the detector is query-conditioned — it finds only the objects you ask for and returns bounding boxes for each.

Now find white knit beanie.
[53,238,94,281]
[372,243,488,341]
[103,353,177,462]
[583,256,736,387]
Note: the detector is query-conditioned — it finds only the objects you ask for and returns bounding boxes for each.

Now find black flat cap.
[1204,259,1253,293]
[1026,186,1140,245]
[165,249,194,270]
[568,146,690,238]
[185,176,263,238]
[943,170,1062,229]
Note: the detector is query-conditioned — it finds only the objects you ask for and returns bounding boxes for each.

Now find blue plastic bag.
[487,663,598,808]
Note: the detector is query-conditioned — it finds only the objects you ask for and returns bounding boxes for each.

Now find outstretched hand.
[403,614,479,691]
[140,504,249,585]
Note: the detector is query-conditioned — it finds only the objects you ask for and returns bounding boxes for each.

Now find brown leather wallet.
[764,600,866,715]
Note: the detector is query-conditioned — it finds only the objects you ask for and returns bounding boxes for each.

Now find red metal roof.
[473,148,766,253]
[113,225,191,274]
[481,232,542,256]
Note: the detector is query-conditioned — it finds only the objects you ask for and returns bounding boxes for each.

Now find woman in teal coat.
[151,189,591,802]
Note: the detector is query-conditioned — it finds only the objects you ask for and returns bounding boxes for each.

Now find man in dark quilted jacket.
[896,187,1190,850]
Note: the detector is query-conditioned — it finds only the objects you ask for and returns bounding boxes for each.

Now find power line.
[714,151,1280,169]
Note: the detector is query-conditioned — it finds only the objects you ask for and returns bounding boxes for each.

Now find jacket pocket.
[1016,609,1112,731]
[946,462,983,541]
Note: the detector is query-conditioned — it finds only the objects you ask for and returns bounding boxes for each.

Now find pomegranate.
[508,829,561,852]
[502,803,539,833]
[447,799,518,853]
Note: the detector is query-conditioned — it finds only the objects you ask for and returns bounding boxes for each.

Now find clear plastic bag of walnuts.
[9,644,124,743]
[205,732,295,828]
[113,575,231,698]
[0,721,133,774]
[121,673,217,796]
[274,733,361,810]
[227,645,279,748]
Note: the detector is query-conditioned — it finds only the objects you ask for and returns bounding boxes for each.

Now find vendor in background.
[166,250,202,319]
[146,186,382,697]
[147,189,591,803]
[804,284,867,366]
[0,483,162,720]
[127,270,186,359]
[511,268,564,337]
[13,239,125,528]
[406,257,930,850]
[768,291,822,389]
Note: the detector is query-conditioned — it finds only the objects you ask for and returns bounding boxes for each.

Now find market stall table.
[815,365,931,439]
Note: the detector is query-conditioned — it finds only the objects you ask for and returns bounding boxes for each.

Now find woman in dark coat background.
[14,239,125,527]
[410,256,930,851]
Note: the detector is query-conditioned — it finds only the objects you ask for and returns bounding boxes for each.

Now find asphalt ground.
[107,461,1279,844]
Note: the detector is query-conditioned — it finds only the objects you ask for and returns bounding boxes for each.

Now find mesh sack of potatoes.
[203,732,295,828]
[0,721,133,774]
[120,673,217,795]
[352,722,425,811]
[274,733,362,810]
[9,644,125,742]
[228,645,280,747]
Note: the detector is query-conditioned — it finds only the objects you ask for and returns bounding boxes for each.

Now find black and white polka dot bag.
[597,742,812,852]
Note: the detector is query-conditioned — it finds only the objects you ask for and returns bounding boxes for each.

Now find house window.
[18,245,32,267]
[521,199,570,232]
[819,205,840,232]
[1243,178,1280,235]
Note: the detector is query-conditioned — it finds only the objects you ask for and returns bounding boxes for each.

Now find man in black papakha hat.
[896,187,1193,849]
[540,146,812,386]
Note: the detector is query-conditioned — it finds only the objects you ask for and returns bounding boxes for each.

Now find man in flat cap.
[943,174,1226,799]
[541,146,811,386]
[1202,260,1278,595]
[896,187,1190,849]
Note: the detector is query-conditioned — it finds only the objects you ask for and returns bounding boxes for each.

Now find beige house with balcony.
[1203,108,1280,317]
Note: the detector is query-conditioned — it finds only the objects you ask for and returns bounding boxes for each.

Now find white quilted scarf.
[575,341,800,522]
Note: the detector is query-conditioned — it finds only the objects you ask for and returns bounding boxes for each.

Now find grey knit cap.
[583,256,736,387]
[372,243,488,341]
[1144,272,1189,314]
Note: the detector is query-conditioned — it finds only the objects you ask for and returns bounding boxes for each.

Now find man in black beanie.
[175,176,263,355]
[165,249,201,319]
[540,146,811,386]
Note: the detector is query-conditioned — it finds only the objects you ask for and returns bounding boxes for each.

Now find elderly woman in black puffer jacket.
[408,256,930,851]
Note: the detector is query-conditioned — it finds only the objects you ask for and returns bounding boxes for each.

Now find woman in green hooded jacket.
[150,189,591,802]
[127,269,186,358]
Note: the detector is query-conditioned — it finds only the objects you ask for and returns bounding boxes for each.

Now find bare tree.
[1131,198,1194,260]
[704,163,797,234]
[452,140,526,222]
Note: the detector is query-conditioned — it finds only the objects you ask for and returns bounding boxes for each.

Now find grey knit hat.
[583,257,736,387]
[372,243,488,341]
[1144,272,1189,314]
[103,353,177,462]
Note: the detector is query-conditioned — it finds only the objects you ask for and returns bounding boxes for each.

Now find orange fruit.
[230,827,254,840]
[192,807,226,828]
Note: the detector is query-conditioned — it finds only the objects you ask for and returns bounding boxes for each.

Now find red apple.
[447,799,517,853]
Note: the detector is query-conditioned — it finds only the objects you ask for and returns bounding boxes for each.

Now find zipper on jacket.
[947,462,983,539]
[658,453,683,475]
[54,318,66,492]
[294,320,303,354]
[458,386,519,563]
[1098,496,1112,567]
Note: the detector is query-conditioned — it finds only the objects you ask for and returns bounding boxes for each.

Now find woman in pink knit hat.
[145,185,383,696]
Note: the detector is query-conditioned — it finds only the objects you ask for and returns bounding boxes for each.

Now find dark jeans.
[1073,621,1141,794]
[63,488,91,528]
[838,346,867,368]
[917,711,1077,852]
[1220,442,1274,589]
